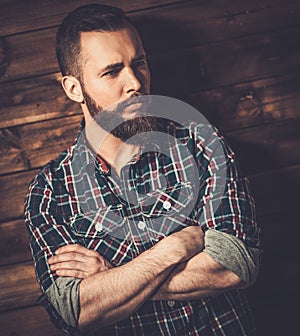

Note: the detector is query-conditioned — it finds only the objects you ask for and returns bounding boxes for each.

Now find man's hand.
[48,226,204,279]
[49,244,112,279]
[160,225,205,264]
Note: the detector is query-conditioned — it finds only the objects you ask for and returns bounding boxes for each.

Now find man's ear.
[61,76,84,103]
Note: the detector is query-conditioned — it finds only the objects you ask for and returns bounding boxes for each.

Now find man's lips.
[121,95,147,109]
[120,95,149,118]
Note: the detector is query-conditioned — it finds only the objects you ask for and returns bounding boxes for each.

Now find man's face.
[79,25,152,141]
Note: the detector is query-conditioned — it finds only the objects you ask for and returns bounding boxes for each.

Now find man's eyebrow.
[132,54,147,63]
[99,62,124,75]
[99,55,147,75]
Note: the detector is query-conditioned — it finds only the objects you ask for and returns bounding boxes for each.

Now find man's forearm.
[152,230,260,301]
[152,251,243,301]
[78,226,204,331]
[78,247,173,331]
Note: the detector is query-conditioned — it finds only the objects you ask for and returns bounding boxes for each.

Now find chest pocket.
[70,204,126,241]
[139,182,198,235]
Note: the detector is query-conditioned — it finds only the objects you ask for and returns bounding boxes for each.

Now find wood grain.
[0,262,39,313]
[1,304,64,336]
[186,72,300,131]
[2,0,299,37]
[0,114,81,174]
[150,26,300,95]
[0,0,187,36]
[0,73,80,129]
[133,0,300,54]
[0,169,38,222]
[0,219,32,266]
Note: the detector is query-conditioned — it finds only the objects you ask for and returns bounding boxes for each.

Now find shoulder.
[27,144,76,191]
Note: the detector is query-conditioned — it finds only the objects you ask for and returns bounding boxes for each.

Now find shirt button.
[167,300,175,308]
[137,221,146,230]
[163,200,171,210]
[95,223,103,231]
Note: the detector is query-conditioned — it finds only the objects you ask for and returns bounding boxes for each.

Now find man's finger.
[49,251,87,264]
[55,268,87,279]
[54,243,90,255]
[50,260,87,271]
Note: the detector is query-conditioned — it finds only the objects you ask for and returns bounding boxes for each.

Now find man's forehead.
[79,26,143,56]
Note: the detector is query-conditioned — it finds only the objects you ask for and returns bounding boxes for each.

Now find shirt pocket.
[139,181,198,235]
[70,204,126,240]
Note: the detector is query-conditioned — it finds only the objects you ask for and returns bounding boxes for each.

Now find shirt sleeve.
[24,167,80,334]
[192,124,261,285]
[203,229,260,285]
[193,124,260,249]
[45,277,82,328]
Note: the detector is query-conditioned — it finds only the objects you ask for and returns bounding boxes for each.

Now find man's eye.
[103,69,120,78]
[133,60,147,68]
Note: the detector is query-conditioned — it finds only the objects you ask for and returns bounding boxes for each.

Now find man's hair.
[56,4,130,78]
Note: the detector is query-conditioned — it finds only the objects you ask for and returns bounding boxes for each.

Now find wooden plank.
[0,0,187,36]
[0,219,32,266]
[1,0,300,37]
[0,114,81,175]
[225,117,300,175]
[185,72,300,131]
[0,262,39,313]
[0,27,58,82]
[0,73,81,129]
[1,305,64,336]
[0,170,38,222]
[133,0,300,54]
[1,6,300,83]
[150,26,300,95]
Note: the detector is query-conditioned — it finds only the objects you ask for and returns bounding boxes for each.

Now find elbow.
[225,270,248,290]
[78,310,107,333]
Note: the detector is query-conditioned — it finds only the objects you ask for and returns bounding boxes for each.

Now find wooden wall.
[1,0,299,335]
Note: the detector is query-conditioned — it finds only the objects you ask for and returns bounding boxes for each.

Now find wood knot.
[0,37,9,80]
[237,90,263,119]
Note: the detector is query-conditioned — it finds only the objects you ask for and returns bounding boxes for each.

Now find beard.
[82,86,159,144]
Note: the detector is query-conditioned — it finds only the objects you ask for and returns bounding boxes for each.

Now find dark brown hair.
[56,4,130,78]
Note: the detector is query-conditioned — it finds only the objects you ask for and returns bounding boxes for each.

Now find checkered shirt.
[24,120,259,335]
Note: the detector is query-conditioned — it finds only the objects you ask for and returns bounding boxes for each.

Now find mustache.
[110,93,151,114]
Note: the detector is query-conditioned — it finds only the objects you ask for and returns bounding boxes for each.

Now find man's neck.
[85,118,139,177]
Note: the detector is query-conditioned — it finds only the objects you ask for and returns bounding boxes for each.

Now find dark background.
[0,0,299,335]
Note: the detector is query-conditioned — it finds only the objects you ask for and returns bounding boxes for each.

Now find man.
[24,4,260,335]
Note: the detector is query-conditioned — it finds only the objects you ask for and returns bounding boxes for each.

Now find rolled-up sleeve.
[24,167,80,334]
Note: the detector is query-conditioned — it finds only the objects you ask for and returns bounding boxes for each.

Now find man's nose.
[124,67,142,93]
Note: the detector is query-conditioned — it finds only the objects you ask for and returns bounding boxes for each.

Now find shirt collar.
[74,119,162,175]
[74,119,110,175]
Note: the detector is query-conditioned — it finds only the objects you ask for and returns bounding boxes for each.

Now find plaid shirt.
[25,120,259,335]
